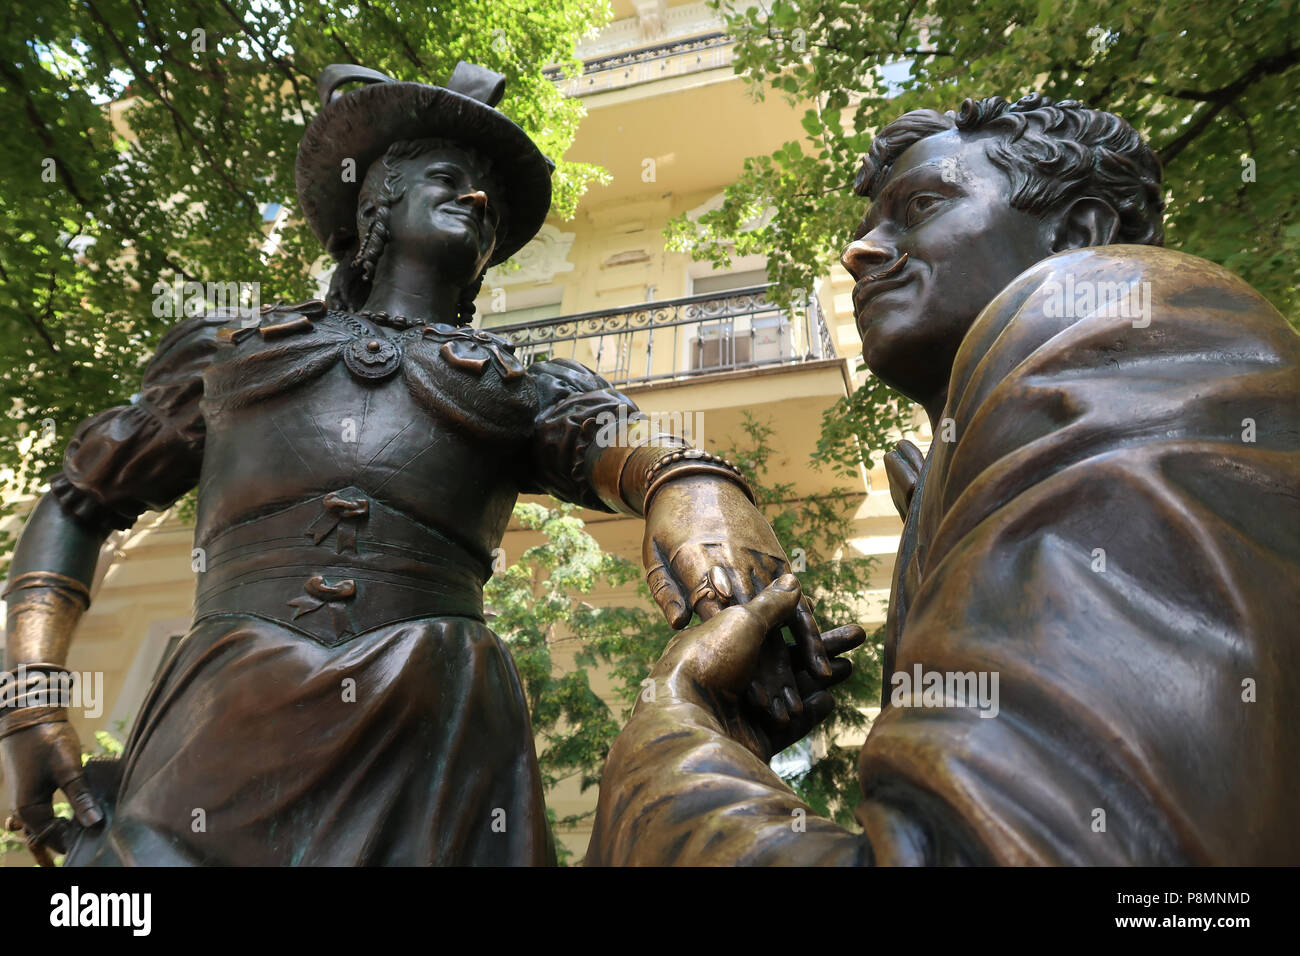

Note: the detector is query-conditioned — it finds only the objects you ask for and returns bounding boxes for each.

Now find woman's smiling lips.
[439,203,483,225]
[436,203,495,243]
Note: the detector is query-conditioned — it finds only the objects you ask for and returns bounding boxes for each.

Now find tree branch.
[1158,45,1298,166]
[356,0,427,73]
[0,259,60,355]
[83,0,259,214]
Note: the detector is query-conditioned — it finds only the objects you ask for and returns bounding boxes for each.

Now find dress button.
[367,340,381,352]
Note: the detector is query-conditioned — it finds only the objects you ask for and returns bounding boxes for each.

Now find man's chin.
[856,314,935,406]
[856,305,915,366]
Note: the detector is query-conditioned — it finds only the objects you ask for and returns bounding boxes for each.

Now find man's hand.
[643,474,835,729]
[883,439,925,520]
[0,721,102,865]
[651,575,865,762]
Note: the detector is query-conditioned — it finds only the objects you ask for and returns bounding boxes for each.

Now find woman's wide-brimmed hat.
[295,62,554,267]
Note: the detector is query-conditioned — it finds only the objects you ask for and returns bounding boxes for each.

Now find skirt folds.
[75,614,550,866]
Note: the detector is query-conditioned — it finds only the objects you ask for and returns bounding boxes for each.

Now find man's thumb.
[739,574,803,632]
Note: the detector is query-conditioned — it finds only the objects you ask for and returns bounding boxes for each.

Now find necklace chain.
[358,310,422,331]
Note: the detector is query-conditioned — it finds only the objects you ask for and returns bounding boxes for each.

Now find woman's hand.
[642,474,835,733]
[650,575,865,762]
[0,720,102,865]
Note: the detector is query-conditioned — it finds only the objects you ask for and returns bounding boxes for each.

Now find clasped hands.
[642,474,864,759]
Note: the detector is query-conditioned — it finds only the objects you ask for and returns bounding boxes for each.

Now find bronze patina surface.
[588,95,1300,866]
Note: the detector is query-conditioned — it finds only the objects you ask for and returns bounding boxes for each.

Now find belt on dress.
[193,487,490,646]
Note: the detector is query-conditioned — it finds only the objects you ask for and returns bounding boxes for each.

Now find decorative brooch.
[343,335,402,380]
[423,324,526,380]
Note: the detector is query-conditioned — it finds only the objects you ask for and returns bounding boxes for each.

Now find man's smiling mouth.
[853,252,912,320]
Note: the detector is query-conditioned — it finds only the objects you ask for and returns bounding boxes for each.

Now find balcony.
[544,31,735,97]
[487,285,837,388]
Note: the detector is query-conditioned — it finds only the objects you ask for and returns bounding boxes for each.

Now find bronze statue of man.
[588,94,1300,865]
[0,62,822,865]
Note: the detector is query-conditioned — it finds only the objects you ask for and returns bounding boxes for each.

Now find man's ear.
[1049,196,1121,252]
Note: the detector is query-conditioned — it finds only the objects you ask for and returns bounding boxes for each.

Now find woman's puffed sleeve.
[49,314,227,533]
[522,358,646,512]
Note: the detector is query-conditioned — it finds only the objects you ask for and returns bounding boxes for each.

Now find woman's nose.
[457,190,488,211]
[841,238,896,280]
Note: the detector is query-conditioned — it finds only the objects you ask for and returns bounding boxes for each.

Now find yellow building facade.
[2,0,923,863]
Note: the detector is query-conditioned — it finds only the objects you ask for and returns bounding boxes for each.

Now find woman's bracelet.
[642,449,756,514]
[0,706,68,742]
[0,666,73,712]
[1,662,71,679]
[4,689,73,710]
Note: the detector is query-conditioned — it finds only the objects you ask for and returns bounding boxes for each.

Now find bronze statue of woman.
[0,63,830,865]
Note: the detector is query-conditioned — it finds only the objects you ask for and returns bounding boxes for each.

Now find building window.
[479,300,563,330]
[106,617,192,735]
[690,267,769,296]
[688,268,790,373]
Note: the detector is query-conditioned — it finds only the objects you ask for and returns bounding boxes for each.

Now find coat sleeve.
[49,314,226,533]
[589,246,1300,866]
[521,358,647,512]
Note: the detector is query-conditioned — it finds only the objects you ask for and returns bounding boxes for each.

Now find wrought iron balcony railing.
[486,285,837,389]
[543,32,735,96]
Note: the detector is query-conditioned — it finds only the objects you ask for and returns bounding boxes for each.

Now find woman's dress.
[52,302,640,865]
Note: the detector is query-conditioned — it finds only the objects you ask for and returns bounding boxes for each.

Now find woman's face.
[377,144,502,285]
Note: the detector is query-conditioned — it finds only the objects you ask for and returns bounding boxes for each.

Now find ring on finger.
[691,566,736,607]
[689,578,718,606]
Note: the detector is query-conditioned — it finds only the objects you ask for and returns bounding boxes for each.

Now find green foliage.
[813,367,915,477]
[482,498,672,861]
[0,0,614,569]
[683,0,1298,318]
[485,500,653,803]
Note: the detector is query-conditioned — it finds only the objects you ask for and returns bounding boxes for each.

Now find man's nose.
[841,239,896,280]
[457,190,488,211]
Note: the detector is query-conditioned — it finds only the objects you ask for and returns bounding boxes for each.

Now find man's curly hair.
[854,93,1165,246]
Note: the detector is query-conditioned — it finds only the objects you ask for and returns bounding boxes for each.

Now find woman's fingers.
[58,771,104,829]
[646,562,692,629]
[782,684,804,718]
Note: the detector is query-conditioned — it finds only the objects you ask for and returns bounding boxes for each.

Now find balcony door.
[688,268,789,373]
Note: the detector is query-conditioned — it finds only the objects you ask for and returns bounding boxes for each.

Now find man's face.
[842,129,1052,410]
[380,144,501,284]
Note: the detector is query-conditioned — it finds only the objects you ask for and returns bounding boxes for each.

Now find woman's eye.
[427,170,455,184]
[904,194,942,226]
